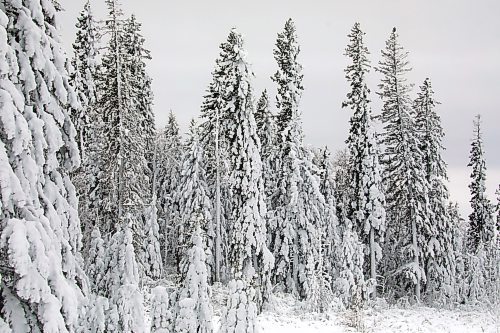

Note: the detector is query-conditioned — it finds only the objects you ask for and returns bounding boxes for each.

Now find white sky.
[58,0,500,217]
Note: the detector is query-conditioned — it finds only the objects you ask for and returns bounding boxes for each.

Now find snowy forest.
[0,0,499,332]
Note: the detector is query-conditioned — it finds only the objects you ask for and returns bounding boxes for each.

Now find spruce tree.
[219,279,258,333]
[174,121,214,277]
[173,224,213,333]
[447,202,466,302]
[376,27,429,301]
[218,30,274,311]
[71,0,100,159]
[467,115,494,251]
[0,1,88,330]
[255,90,278,205]
[414,78,454,302]
[156,111,183,266]
[150,286,173,333]
[342,23,386,298]
[270,19,324,300]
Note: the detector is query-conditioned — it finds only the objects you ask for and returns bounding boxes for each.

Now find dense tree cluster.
[0,1,498,332]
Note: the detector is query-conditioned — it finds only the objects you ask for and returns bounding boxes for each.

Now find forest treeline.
[0,0,498,332]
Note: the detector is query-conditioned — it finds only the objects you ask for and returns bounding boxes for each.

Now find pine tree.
[342,23,386,298]
[414,78,455,303]
[174,121,214,277]
[79,295,109,333]
[173,224,213,333]
[219,279,258,333]
[270,19,324,300]
[87,226,107,292]
[150,286,173,333]
[376,27,429,301]
[447,202,466,302]
[156,111,183,266]
[0,1,88,330]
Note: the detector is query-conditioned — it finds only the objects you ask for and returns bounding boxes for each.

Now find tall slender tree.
[467,115,494,251]
[342,23,386,298]
[156,111,183,266]
[414,78,454,302]
[270,19,324,300]
[376,28,429,301]
[174,121,214,277]
[0,1,88,330]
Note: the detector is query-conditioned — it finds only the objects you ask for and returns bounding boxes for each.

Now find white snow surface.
[210,293,499,333]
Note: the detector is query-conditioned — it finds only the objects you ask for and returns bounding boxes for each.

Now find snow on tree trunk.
[0,1,88,331]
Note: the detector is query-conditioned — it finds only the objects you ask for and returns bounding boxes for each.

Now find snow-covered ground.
[253,294,498,333]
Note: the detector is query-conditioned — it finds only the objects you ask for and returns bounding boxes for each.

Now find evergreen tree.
[87,226,107,292]
[174,121,214,277]
[255,90,277,205]
[467,115,494,251]
[219,279,258,333]
[342,23,386,298]
[173,224,213,333]
[71,0,100,159]
[0,1,88,330]
[219,30,274,311]
[315,148,341,293]
[156,111,183,266]
[414,78,454,303]
[199,30,243,283]
[447,202,466,302]
[103,222,146,332]
[150,286,173,333]
[376,27,429,301]
[270,19,324,300]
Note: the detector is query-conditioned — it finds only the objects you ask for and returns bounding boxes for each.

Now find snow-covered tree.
[87,225,107,292]
[71,0,100,159]
[315,148,341,291]
[174,121,214,277]
[79,295,109,333]
[342,23,386,298]
[376,27,429,301]
[0,1,88,330]
[150,286,173,333]
[270,19,324,300]
[156,111,183,266]
[173,224,213,333]
[104,222,146,332]
[255,90,277,204]
[466,115,494,251]
[218,30,274,311]
[219,279,258,333]
[414,78,454,303]
[447,202,466,302]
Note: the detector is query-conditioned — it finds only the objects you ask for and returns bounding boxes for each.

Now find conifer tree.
[219,279,258,333]
[447,202,466,302]
[0,1,88,330]
[218,30,274,310]
[150,286,173,333]
[103,222,145,332]
[467,115,494,251]
[174,121,214,277]
[71,0,100,159]
[255,90,277,204]
[342,23,386,297]
[270,19,324,300]
[87,226,107,292]
[414,78,454,302]
[156,111,183,265]
[173,224,213,333]
[376,27,429,301]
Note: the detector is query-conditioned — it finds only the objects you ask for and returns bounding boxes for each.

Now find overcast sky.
[58,0,499,216]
